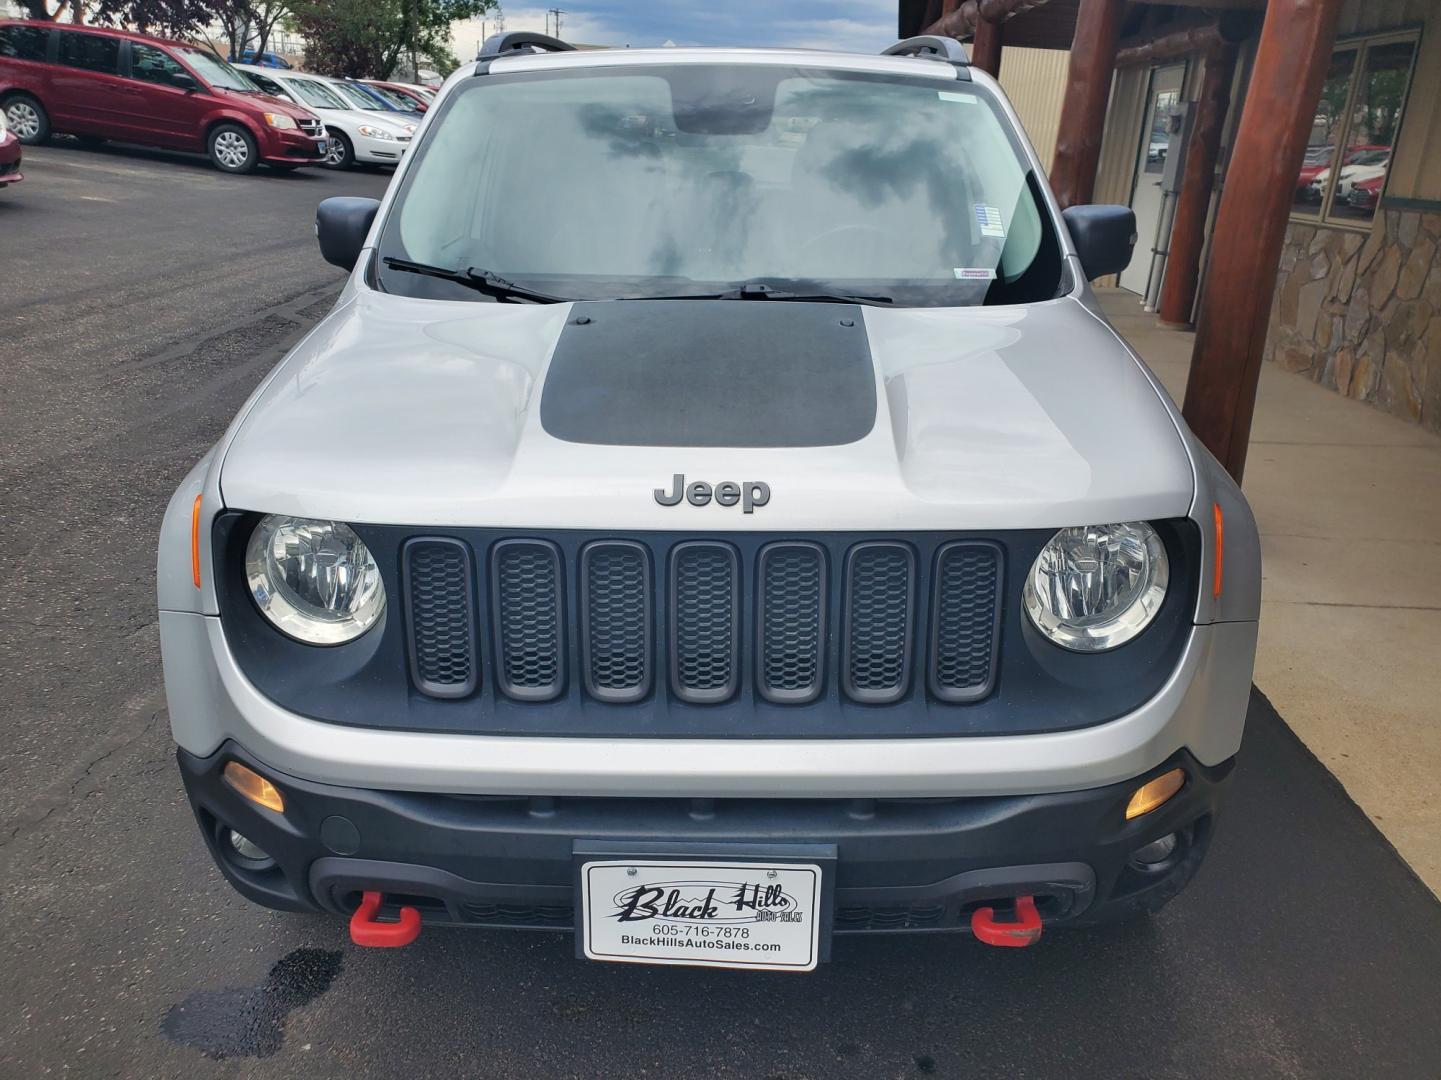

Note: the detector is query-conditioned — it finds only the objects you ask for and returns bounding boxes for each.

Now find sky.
[449,1,901,60]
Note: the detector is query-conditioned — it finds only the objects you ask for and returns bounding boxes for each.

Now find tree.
[295,0,495,80]
[212,0,293,63]
[18,0,218,37]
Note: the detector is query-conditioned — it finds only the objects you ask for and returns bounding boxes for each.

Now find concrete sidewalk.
[1101,287,1441,895]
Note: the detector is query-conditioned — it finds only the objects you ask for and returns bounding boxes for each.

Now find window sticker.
[975,205,1006,238]
[954,268,997,281]
[938,90,979,104]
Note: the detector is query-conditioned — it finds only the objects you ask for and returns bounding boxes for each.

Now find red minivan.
[0,20,327,173]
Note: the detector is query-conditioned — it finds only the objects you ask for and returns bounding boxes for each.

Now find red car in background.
[0,20,327,173]
[0,110,21,189]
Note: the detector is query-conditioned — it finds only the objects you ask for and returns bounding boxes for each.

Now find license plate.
[580,860,823,971]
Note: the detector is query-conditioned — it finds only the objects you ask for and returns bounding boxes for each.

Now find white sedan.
[236,65,414,170]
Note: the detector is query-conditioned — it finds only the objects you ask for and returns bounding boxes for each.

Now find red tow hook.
[970,895,1043,948]
[349,890,422,948]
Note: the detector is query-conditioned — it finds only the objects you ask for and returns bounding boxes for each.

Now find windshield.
[284,76,347,110]
[377,65,1063,307]
[330,80,390,110]
[370,84,416,109]
[178,48,255,93]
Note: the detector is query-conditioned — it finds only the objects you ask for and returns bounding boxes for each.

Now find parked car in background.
[0,104,22,189]
[237,64,413,169]
[229,49,290,69]
[324,77,424,125]
[360,79,429,111]
[1295,145,1334,193]
[1346,173,1385,213]
[0,21,326,173]
[1300,144,1389,203]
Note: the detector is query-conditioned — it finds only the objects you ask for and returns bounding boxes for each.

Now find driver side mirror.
[316,197,381,271]
[1061,205,1137,281]
[169,71,199,92]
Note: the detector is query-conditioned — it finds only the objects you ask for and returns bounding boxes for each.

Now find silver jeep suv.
[158,33,1260,970]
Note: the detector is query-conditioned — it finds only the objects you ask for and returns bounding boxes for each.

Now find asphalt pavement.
[3,140,1441,1079]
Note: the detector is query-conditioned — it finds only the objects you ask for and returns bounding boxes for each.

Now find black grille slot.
[758,543,826,703]
[580,541,652,702]
[842,543,915,703]
[930,543,1003,702]
[492,540,564,701]
[670,543,740,703]
[403,538,478,698]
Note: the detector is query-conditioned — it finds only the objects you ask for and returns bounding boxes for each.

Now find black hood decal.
[539,300,877,447]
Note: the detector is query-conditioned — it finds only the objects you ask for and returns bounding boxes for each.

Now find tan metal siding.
[1093,65,1148,206]
[995,47,1069,166]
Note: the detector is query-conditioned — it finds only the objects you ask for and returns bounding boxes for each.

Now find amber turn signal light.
[1125,768,1185,820]
[223,761,286,814]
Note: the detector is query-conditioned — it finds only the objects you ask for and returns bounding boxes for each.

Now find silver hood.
[217,288,1195,531]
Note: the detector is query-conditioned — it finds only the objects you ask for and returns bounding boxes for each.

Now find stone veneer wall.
[1265,206,1441,432]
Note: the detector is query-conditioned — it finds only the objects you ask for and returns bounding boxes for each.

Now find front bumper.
[258,127,327,164]
[353,134,410,164]
[161,610,1256,798]
[181,741,1231,933]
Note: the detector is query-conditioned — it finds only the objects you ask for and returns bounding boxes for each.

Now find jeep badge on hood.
[654,474,771,512]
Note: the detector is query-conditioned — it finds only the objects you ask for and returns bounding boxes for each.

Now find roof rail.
[477,31,576,59]
[882,35,971,66]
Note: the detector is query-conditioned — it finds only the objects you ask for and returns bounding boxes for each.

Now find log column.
[1157,44,1238,329]
[970,14,1004,77]
[1050,0,1123,209]
[1181,0,1343,480]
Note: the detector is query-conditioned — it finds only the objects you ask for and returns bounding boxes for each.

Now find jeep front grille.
[399,534,1003,709]
[403,538,478,698]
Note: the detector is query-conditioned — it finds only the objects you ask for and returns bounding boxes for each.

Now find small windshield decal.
[975,205,1006,238]
[953,268,997,281]
[938,90,979,104]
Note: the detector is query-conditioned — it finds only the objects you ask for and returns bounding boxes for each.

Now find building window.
[1291,31,1419,227]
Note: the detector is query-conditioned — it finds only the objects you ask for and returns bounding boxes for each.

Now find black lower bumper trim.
[178,743,1232,935]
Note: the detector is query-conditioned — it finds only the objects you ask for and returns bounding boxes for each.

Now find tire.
[3,94,50,146]
[321,130,353,170]
[207,122,258,174]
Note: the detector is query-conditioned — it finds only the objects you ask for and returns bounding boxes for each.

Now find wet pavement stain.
[162,948,342,1059]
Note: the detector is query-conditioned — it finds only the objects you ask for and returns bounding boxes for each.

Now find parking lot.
[3,141,1441,1078]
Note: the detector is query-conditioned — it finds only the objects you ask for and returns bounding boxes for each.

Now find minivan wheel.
[3,95,49,145]
[208,123,258,174]
[321,130,354,170]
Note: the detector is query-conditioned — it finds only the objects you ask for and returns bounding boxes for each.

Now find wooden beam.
[1049,0,1123,209]
[1115,12,1256,67]
[1181,0,1344,480]
[1158,44,1237,329]
[971,15,1004,76]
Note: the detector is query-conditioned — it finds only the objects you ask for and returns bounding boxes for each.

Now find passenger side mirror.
[1061,205,1137,281]
[170,72,199,92]
[316,197,381,271]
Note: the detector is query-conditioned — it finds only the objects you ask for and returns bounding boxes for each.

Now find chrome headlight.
[1023,522,1168,652]
[245,516,385,645]
[263,112,298,130]
[357,125,396,140]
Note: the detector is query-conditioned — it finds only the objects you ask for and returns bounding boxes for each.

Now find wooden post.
[1157,43,1237,329]
[1181,0,1343,480]
[971,16,1004,77]
[1049,0,1123,209]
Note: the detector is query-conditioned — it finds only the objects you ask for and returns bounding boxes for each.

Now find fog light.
[1130,832,1178,866]
[223,761,285,813]
[228,829,270,861]
[1125,768,1184,820]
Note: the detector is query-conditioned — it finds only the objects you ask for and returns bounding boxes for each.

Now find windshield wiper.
[721,282,893,305]
[382,258,569,304]
[632,282,892,305]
